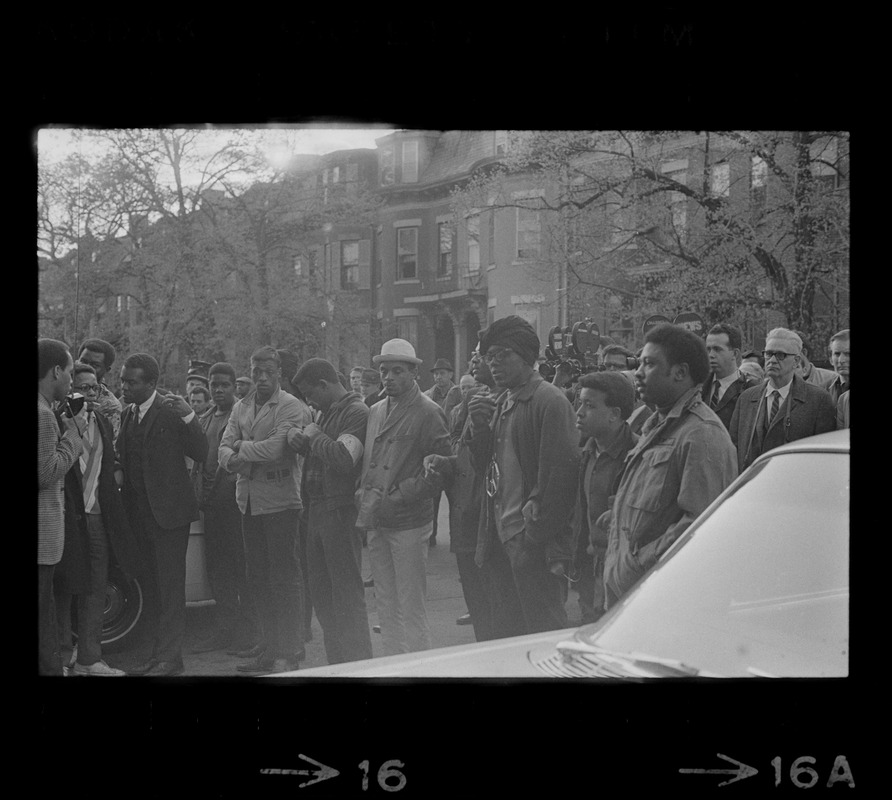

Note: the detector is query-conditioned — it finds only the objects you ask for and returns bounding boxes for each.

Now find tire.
[100,564,146,652]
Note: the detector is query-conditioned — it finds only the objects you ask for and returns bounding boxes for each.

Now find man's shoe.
[456,613,473,626]
[237,655,275,674]
[127,659,158,676]
[73,660,127,677]
[372,625,382,634]
[191,629,235,654]
[363,576,375,588]
[428,536,437,547]
[229,643,264,658]
[265,657,301,674]
[143,661,184,677]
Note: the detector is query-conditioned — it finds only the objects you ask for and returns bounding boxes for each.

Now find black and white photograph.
[32,15,861,797]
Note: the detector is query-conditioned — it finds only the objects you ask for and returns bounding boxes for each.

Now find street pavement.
[103,498,585,677]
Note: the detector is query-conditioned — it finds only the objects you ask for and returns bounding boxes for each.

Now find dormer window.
[401,141,418,183]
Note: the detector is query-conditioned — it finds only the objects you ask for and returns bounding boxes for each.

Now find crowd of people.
[37,318,850,675]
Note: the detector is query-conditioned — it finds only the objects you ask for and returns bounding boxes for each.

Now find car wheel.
[100,564,146,652]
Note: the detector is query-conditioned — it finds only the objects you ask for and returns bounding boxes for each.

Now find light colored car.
[99,515,213,651]
[281,429,849,678]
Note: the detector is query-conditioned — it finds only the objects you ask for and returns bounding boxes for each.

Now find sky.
[37,124,397,171]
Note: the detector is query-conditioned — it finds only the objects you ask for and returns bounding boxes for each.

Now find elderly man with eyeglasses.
[729,327,837,473]
[461,316,580,638]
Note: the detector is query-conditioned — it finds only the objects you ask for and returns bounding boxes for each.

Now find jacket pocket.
[627,446,672,512]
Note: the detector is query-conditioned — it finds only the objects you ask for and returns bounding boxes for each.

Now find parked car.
[282,429,849,678]
[97,515,214,652]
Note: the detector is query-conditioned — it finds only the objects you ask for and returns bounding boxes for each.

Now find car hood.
[271,628,580,678]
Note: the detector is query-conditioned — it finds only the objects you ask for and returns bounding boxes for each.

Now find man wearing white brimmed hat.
[355,339,451,655]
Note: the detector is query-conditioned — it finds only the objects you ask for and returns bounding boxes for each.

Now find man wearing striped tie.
[55,362,140,675]
[729,328,836,473]
[700,323,759,432]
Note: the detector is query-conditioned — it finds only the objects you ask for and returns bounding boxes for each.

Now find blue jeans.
[242,505,303,659]
[368,523,433,655]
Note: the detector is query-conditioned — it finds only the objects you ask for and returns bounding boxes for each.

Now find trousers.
[39,564,62,675]
[242,505,303,659]
[368,522,433,655]
[56,513,109,666]
[306,503,372,664]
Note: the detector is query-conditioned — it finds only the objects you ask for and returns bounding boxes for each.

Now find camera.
[63,393,86,418]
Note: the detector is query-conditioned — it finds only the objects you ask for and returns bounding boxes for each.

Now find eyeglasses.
[482,348,515,365]
[762,350,796,362]
[72,384,99,395]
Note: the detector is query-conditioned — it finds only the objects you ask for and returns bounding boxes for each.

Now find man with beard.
[603,323,737,607]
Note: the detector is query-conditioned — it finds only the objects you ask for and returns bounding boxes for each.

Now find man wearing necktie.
[116,353,208,676]
[701,323,759,432]
[729,328,836,473]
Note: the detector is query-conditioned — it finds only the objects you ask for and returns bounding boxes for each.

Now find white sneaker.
[72,660,127,677]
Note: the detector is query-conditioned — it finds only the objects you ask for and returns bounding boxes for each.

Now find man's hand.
[303,422,323,441]
[287,428,308,452]
[521,498,540,528]
[468,390,497,430]
[595,509,612,533]
[162,394,193,417]
[60,414,83,437]
[114,468,124,489]
[548,560,568,579]
[423,454,450,478]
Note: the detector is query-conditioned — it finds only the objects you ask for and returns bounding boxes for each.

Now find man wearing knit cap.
[355,339,451,655]
[464,315,580,637]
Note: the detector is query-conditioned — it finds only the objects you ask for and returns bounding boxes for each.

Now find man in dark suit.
[55,362,141,675]
[729,328,836,473]
[117,353,208,676]
[701,323,759,431]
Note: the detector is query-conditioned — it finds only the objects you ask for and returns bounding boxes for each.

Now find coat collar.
[501,370,544,403]
[375,382,422,437]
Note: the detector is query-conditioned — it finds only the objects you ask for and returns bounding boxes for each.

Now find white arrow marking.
[679,752,759,787]
[260,754,340,788]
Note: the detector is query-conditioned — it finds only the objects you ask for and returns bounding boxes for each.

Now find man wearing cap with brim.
[355,339,451,655]
[462,315,580,637]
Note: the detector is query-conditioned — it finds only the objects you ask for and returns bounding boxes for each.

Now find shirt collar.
[765,379,792,401]
[717,371,740,392]
[136,390,157,419]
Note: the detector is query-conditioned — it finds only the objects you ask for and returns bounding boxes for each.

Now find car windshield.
[579,450,849,677]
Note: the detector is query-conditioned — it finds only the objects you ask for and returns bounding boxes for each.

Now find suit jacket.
[117,395,208,530]
[700,371,759,431]
[728,373,837,472]
[37,393,82,565]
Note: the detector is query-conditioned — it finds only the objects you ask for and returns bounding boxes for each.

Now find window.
[308,249,318,278]
[116,295,123,313]
[324,243,331,273]
[332,166,340,183]
[401,141,419,183]
[396,316,418,348]
[751,156,768,209]
[397,227,418,279]
[661,164,688,235]
[467,214,480,272]
[374,229,383,286]
[494,130,508,156]
[710,163,730,197]
[346,162,359,195]
[380,146,394,185]
[516,199,542,259]
[293,255,303,277]
[341,241,359,290]
[438,222,453,277]
[488,208,496,265]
